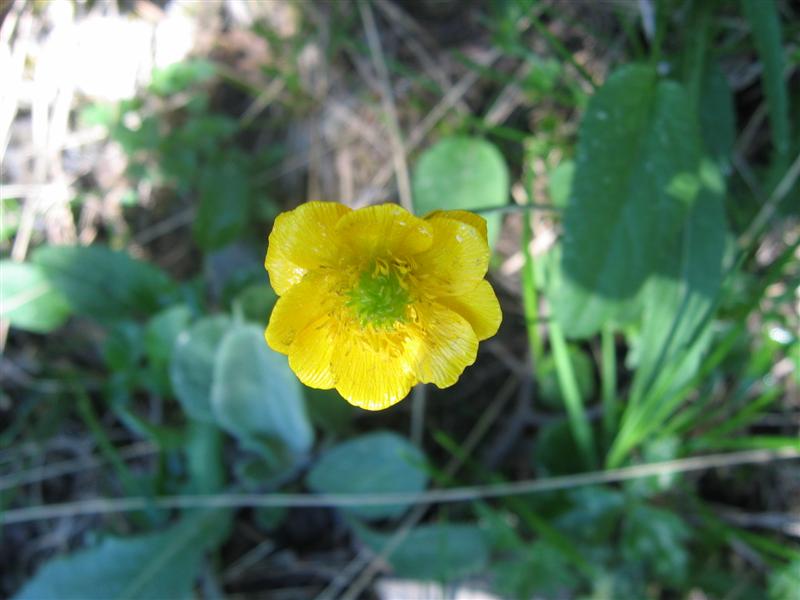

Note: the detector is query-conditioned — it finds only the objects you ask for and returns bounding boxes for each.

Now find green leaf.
[145,305,193,393]
[0,261,71,333]
[534,419,590,477]
[621,503,690,586]
[557,486,625,544]
[741,0,791,166]
[231,283,277,326]
[170,315,233,422]
[306,431,427,520]
[149,59,216,96]
[13,510,230,600]
[491,540,576,599]
[548,160,574,209]
[699,59,736,173]
[211,324,313,456]
[411,136,509,247]
[553,65,703,337]
[32,245,175,320]
[769,559,800,600]
[193,160,250,250]
[355,523,488,582]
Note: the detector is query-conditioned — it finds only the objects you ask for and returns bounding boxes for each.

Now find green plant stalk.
[75,387,140,499]
[682,0,712,114]
[550,321,596,469]
[186,421,225,494]
[529,14,598,90]
[521,214,543,373]
[600,325,618,446]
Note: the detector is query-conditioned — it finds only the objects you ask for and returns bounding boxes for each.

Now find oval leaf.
[13,510,229,600]
[306,431,427,520]
[412,137,509,247]
[170,315,233,422]
[211,325,313,455]
[355,522,488,582]
[32,245,175,320]
[0,261,71,333]
[553,65,705,337]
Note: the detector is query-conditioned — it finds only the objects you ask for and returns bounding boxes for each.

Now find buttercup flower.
[264,202,502,410]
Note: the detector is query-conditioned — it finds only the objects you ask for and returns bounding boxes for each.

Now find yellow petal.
[436,279,502,341]
[415,216,490,297]
[288,316,336,389]
[336,203,433,259]
[331,327,418,410]
[265,202,350,295]
[265,272,334,354]
[411,302,478,388]
[425,209,488,243]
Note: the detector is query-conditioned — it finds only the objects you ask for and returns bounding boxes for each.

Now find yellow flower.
[264,202,502,410]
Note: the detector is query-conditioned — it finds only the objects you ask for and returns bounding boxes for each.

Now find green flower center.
[346,260,411,328]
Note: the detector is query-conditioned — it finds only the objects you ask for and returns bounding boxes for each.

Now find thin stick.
[359,0,413,212]
[3,448,795,526]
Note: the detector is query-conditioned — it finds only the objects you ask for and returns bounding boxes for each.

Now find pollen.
[346,260,411,328]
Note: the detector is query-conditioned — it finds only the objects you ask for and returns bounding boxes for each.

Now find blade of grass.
[693,386,782,442]
[740,0,791,168]
[600,324,618,446]
[521,207,543,372]
[550,321,596,469]
[608,233,800,467]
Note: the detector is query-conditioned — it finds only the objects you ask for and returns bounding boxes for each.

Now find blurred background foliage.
[1,0,799,598]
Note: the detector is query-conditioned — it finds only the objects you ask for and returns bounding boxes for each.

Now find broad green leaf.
[193,160,250,250]
[170,315,233,422]
[699,59,736,173]
[0,261,71,333]
[553,65,703,338]
[411,136,509,247]
[741,0,791,166]
[32,245,175,320]
[211,325,313,455]
[355,523,488,582]
[13,510,229,600]
[306,431,427,520]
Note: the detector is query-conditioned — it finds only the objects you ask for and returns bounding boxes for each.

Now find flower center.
[346,259,411,328]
